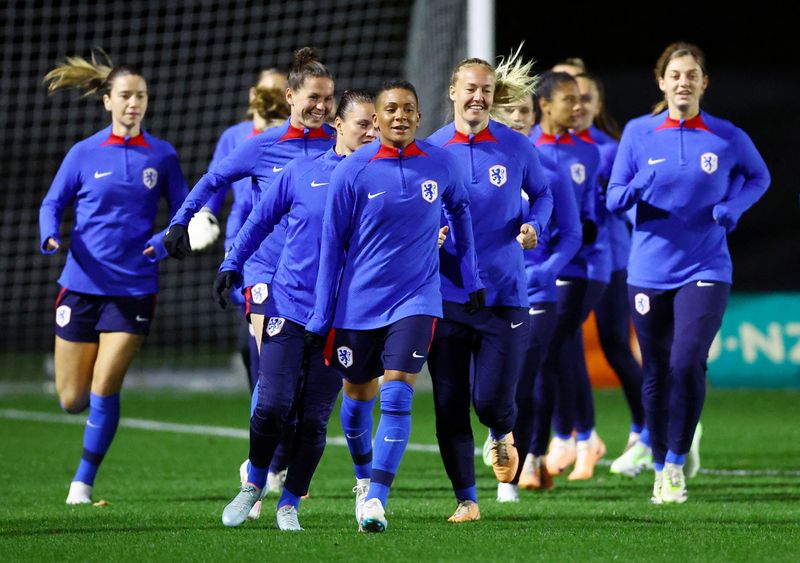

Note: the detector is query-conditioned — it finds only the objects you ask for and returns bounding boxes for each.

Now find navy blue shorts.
[324,315,437,384]
[54,288,156,343]
[244,283,270,317]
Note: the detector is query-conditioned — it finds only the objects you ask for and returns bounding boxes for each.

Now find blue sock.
[367,380,414,507]
[639,428,652,448]
[666,451,686,465]
[576,429,593,442]
[247,462,268,490]
[455,485,478,503]
[489,429,506,441]
[631,422,644,435]
[340,394,376,479]
[654,462,665,472]
[277,487,302,510]
[555,432,572,441]
[73,393,120,486]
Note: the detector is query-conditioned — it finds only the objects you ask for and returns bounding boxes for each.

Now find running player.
[214,89,377,530]
[305,79,483,533]
[425,51,553,519]
[39,52,188,504]
[607,42,769,503]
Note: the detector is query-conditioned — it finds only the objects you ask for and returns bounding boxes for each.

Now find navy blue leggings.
[628,282,729,465]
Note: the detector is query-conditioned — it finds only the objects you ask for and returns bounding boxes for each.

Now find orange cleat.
[448,500,481,523]
[519,453,554,490]
[545,436,576,476]
[567,431,607,481]
[490,432,519,483]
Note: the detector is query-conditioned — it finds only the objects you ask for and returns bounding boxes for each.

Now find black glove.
[212,270,242,309]
[164,223,191,260]
[303,330,325,352]
[465,288,486,314]
[582,220,598,245]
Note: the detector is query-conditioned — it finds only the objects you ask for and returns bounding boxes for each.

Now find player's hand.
[45,237,60,252]
[212,270,242,309]
[582,220,598,244]
[142,246,155,257]
[303,330,325,351]
[438,225,449,249]
[164,223,191,260]
[629,168,656,197]
[465,288,486,314]
[517,223,538,249]
[712,204,738,233]
[188,209,220,251]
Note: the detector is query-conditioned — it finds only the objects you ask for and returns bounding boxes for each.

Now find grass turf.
[1,389,798,562]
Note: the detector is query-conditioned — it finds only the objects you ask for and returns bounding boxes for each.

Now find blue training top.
[426,120,553,307]
[39,126,188,296]
[306,139,483,334]
[220,148,344,326]
[607,110,770,289]
[169,120,335,286]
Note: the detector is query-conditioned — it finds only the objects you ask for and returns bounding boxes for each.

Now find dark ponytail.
[287,47,333,91]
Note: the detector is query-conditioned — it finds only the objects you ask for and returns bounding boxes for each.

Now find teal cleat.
[276,505,304,531]
[222,484,263,527]
[360,498,387,533]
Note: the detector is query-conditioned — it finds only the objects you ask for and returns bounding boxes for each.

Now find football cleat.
[661,463,687,504]
[222,484,263,527]
[66,481,92,505]
[568,431,607,481]
[685,421,703,479]
[360,498,387,533]
[519,454,553,490]
[481,432,493,467]
[496,483,519,503]
[353,478,370,525]
[651,471,663,505]
[448,500,481,522]
[610,440,653,478]
[276,505,304,531]
[545,436,576,476]
[239,459,265,520]
[490,432,519,483]
[268,469,287,495]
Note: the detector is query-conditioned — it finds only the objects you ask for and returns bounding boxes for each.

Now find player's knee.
[58,390,89,414]
[252,400,291,431]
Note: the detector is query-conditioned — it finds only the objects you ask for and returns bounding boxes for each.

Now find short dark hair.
[335,88,375,121]
[376,78,419,107]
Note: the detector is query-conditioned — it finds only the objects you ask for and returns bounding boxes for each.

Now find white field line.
[2,408,799,478]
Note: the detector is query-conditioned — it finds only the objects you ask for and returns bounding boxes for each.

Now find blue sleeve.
[219,168,293,273]
[306,164,355,335]
[718,130,771,220]
[39,145,81,253]
[606,124,641,212]
[520,146,553,235]
[529,175,582,286]
[441,158,484,294]
[203,130,238,215]
[169,136,263,227]
[146,150,190,261]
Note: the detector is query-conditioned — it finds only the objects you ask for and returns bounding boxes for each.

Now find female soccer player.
[572,72,647,461]
[607,42,769,503]
[39,53,188,504]
[425,52,553,519]
[213,89,377,531]
[200,71,289,391]
[528,71,608,481]
[491,88,582,500]
[306,79,483,533]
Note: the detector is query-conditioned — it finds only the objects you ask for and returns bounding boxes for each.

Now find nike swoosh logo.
[135,315,150,322]
[272,166,283,172]
[529,308,546,316]
[86,420,101,428]
[412,351,425,359]
[368,191,386,199]
[383,437,404,443]
[555,279,572,286]
[511,322,524,329]
[310,181,329,187]
[346,430,367,439]
[94,171,112,179]
[696,281,715,287]
[648,158,666,165]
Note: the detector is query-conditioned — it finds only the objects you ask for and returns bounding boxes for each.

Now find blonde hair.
[43,50,141,97]
[493,43,538,107]
[248,86,290,123]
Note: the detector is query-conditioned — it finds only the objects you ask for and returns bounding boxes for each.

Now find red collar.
[574,129,595,144]
[445,126,498,145]
[278,123,332,141]
[535,131,575,146]
[249,125,262,138]
[656,114,710,132]
[101,132,151,147]
[371,141,427,160]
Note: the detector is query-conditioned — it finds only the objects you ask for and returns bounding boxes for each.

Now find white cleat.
[496,482,519,503]
[360,498,387,533]
[239,459,265,520]
[661,463,688,504]
[66,481,92,505]
[276,505,304,531]
[651,471,663,505]
[610,440,654,478]
[685,421,703,479]
[481,431,493,467]
[624,431,641,453]
[222,484,263,527]
[268,469,287,495]
[353,478,370,525]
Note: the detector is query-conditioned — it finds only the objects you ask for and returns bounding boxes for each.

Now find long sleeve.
[606,124,641,213]
[441,162,483,295]
[306,165,355,335]
[718,130,771,219]
[520,146,553,235]
[220,168,293,273]
[39,145,81,253]
[146,151,190,261]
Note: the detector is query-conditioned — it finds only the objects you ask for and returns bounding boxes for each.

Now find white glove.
[187,209,220,251]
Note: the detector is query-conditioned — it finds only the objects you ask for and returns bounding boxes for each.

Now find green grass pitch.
[1,388,799,561]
